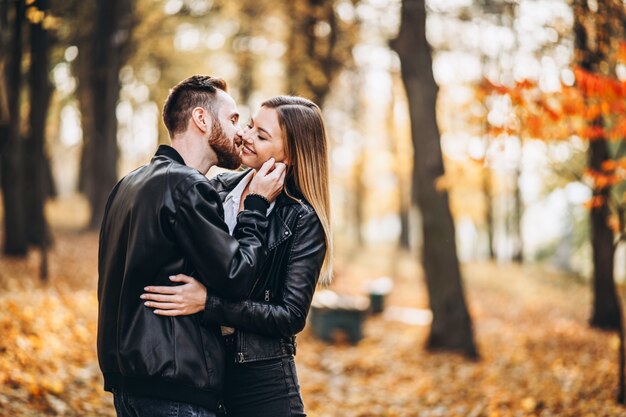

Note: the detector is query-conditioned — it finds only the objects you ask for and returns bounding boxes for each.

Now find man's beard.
[209,121,241,170]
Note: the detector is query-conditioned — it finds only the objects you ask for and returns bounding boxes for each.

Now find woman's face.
[241,107,288,170]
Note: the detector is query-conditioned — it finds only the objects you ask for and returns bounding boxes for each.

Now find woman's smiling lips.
[242,144,256,155]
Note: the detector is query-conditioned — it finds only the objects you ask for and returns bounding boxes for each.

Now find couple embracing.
[97,75,332,417]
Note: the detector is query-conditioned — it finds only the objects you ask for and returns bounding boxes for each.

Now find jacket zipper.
[264,290,270,302]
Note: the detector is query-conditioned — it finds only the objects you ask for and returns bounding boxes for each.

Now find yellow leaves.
[41,378,64,395]
[1,227,626,416]
[0,288,99,405]
[24,5,60,30]
[25,6,45,25]
[42,15,61,30]
[434,174,451,192]
[520,397,538,412]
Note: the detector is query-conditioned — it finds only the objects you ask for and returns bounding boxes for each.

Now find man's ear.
[191,107,210,133]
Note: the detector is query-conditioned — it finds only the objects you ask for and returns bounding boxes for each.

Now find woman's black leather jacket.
[203,170,327,363]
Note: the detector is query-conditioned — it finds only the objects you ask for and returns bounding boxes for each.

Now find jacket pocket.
[196,317,224,391]
[193,315,213,386]
[118,306,176,377]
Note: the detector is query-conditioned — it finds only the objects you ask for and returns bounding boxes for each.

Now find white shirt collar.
[223,170,275,235]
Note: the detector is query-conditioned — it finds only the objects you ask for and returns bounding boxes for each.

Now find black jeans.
[223,338,306,417]
[113,390,218,417]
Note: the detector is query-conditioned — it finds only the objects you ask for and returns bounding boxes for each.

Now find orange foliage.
[585,168,622,189]
[618,42,626,63]
[581,125,606,140]
[515,79,536,90]
[574,67,626,99]
[483,68,626,146]
[2,230,626,417]
[608,214,621,234]
[602,160,618,172]
[583,195,606,209]
[561,87,585,115]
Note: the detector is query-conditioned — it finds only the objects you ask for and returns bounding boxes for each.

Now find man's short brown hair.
[162,75,228,136]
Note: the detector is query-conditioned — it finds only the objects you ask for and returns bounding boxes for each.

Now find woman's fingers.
[169,274,194,283]
[143,284,179,294]
[143,275,195,294]
[141,276,204,316]
[141,293,179,303]
[153,309,184,316]
[144,301,179,310]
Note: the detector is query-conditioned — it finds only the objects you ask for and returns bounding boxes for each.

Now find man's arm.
[173,160,285,299]
[174,180,269,300]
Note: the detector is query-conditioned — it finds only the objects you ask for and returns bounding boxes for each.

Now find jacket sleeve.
[201,209,327,337]
[174,179,270,300]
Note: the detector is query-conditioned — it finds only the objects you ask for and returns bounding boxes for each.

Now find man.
[97,75,286,417]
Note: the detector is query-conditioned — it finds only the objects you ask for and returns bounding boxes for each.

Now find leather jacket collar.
[210,169,308,253]
[212,168,305,208]
[154,144,186,165]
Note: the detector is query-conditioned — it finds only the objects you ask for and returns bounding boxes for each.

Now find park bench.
[309,290,370,344]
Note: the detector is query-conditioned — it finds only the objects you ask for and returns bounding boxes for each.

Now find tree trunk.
[617,291,625,403]
[24,0,54,280]
[391,0,477,358]
[588,138,620,329]
[573,0,621,330]
[398,184,411,250]
[389,67,411,251]
[353,150,365,247]
[24,0,52,248]
[68,0,94,198]
[83,0,133,230]
[0,0,10,150]
[233,0,262,109]
[1,0,27,256]
[511,163,524,263]
[483,167,496,260]
[284,0,359,107]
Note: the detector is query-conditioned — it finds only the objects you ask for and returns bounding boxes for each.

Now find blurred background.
[2,0,626,415]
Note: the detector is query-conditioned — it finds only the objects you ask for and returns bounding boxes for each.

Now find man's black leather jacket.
[202,170,327,363]
[97,146,270,411]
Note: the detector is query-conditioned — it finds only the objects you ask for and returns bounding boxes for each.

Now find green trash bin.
[309,290,369,344]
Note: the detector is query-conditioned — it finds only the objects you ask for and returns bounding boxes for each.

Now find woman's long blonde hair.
[261,96,333,285]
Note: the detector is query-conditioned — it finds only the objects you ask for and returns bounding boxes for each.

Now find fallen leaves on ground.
[0,226,625,417]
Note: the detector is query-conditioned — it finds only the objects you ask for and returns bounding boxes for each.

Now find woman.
[141,96,332,417]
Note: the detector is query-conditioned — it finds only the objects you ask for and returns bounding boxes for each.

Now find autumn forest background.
[1,0,626,416]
